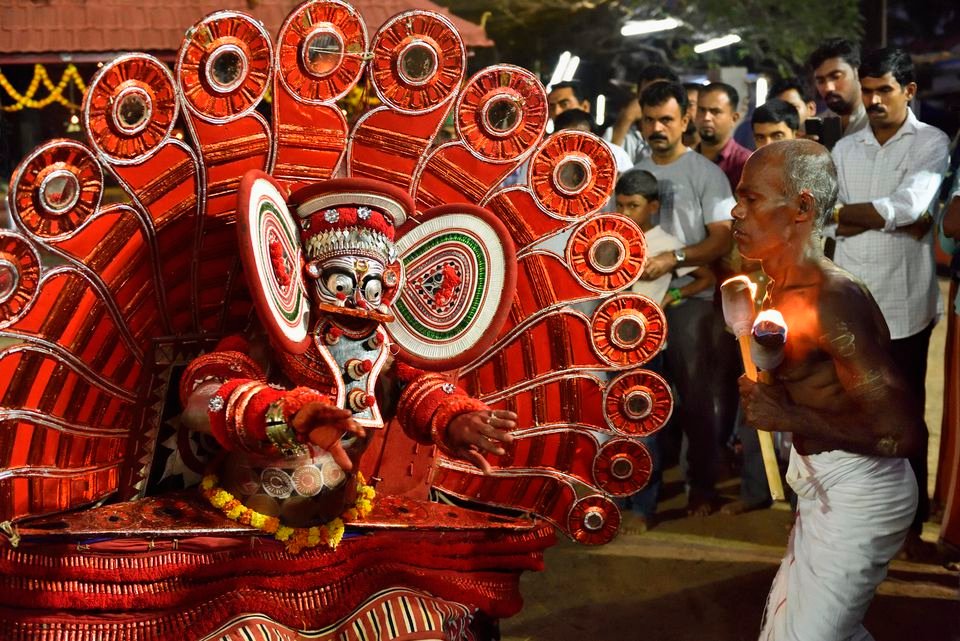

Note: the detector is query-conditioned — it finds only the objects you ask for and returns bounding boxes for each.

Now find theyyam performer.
[0,2,673,638]
[733,139,922,641]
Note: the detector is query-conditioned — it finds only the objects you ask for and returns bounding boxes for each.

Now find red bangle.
[225,381,265,452]
[179,350,264,407]
[208,379,248,451]
[243,386,285,443]
[396,373,448,428]
[281,387,332,425]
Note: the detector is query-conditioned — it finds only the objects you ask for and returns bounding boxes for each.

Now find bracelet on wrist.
[668,288,683,303]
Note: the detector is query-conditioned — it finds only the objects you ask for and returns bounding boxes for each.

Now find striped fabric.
[203,588,474,641]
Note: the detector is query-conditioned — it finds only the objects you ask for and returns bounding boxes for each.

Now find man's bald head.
[751,140,838,230]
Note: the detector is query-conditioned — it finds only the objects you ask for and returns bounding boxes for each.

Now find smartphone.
[821,117,843,150]
[803,117,823,141]
[803,116,842,150]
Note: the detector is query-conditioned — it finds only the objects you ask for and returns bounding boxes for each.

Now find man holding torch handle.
[730,139,923,641]
[721,276,786,501]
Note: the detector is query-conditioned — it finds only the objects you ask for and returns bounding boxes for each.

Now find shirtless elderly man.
[733,139,923,641]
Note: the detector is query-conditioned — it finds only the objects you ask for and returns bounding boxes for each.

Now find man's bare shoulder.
[816,259,890,344]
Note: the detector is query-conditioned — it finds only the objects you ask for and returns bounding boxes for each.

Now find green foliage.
[438,0,862,77]
[664,0,863,74]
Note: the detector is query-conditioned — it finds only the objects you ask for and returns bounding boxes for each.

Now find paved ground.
[502,473,958,641]
[501,278,959,641]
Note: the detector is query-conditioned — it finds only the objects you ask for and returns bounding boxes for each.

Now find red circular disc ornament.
[369,10,465,113]
[456,65,546,162]
[592,439,653,497]
[11,140,102,239]
[603,370,673,436]
[176,11,274,122]
[529,131,616,218]
[83,54,179,164]
[276,0,368,104]
[591,294,666,367]
[567,495,621,545]
[566,214,646,292]
[0,232,41,329]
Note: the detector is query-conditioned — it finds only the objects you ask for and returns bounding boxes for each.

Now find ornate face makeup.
[305,255,388,311]
[294,198,406,324]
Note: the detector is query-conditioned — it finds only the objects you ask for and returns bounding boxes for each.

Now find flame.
[721,274,757,301]
[752,309,788,346]
[754,309,786,329]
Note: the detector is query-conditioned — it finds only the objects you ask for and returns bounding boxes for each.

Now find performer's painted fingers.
[306,424,360,471]
[473,432,507,456]
[461,447,494,475]
[480,423,514,445]
[327,441,355,472]
[293,402,353,433]
[485,410,518,436]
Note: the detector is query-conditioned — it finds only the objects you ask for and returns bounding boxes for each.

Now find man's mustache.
[647,134,668,141]
[867,104,886,114]
[824,92,844,103]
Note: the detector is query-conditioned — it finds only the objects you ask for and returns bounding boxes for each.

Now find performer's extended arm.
[739,281,925,459]
[393,362,515,474]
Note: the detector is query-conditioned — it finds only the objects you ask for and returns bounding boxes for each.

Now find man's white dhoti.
[760,449,917,641]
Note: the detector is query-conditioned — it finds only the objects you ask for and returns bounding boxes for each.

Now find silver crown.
[305,227,398,264]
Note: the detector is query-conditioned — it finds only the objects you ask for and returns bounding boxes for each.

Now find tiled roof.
[0,0,491,56]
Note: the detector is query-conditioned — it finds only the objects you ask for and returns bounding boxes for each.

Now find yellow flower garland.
[201,471,376,554]
[0,64,87,112]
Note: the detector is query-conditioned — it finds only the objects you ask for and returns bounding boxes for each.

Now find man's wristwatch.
[672,248,686,265]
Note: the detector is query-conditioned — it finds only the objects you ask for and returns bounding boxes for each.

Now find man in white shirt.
[831,47,950,556]
[634,81,737,515]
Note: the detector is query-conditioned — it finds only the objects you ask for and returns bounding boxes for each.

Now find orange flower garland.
[201,471,376,554]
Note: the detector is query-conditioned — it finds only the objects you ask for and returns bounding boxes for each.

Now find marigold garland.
[0,64,87,112]
[201,471,376,554]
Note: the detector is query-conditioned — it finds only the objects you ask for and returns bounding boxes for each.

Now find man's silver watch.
[673,248,686,264]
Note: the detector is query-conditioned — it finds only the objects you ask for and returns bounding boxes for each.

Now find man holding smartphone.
[808,38,869,146]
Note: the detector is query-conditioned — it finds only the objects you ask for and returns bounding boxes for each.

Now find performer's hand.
[291,402,366,471]
[641,251,677,281]
[446,410,517,475]
[738,375,789,432]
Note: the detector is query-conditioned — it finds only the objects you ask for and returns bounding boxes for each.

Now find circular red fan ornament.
[456,65,547,162]
[83,54,179,164]
[591,294,666,367]
[276,0,368,104]
[176,11,274,122]
[603,370,673,436]
[529,131,617,218]
[11,140,102,240]
[369,10,465,113]
[566,214,645,292]
[0,232,41,329]
[567,495,621,546]
[593,439,653,497]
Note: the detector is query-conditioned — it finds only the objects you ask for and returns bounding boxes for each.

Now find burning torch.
[720,276,786,501]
